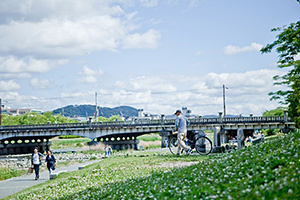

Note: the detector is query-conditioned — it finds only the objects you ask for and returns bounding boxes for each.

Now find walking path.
[0,159,101,199]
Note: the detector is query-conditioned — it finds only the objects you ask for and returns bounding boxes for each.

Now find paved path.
[0,159,101,199]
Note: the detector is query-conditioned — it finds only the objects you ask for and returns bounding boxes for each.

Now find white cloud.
[77,76,98,83]
[0,1,161,57]
[223,42,263,55]
[140,0,158,7]
[0,80,21,91]
[196,51,203,56]
[0,0,124,23]
[0,91,60,110]
[0,73,31,80]
[0,69,286,116]
[77,65,104,83]
[188,0,201,7]
[122,29,161,49]
[79,65,104,76]
[117,76,177,92]
[30,78,53,89]
[204,69,282,90]
[0,56,66,74]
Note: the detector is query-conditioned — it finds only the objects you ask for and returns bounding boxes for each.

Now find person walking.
[104,145,109,157]
[45,150,56,178]
[174,110,191,155]
[31,147,44,180]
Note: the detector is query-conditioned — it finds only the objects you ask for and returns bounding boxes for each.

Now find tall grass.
[0,168,27,181]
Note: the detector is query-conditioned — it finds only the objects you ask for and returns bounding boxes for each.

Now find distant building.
[182,107,192,117]
[2,108,42,116]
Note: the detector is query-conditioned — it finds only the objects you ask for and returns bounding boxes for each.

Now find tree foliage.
[2,112,78,125]
[261,1,300,127]
[97,115,123,122]
[262,107,286,117]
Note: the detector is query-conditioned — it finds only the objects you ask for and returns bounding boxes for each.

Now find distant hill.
[52,105,138,118]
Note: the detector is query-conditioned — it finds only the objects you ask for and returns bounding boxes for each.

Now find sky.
[0,0,300,117]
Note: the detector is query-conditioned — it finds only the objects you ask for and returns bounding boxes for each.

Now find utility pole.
[95,92,98,122]
[223,85,228,118]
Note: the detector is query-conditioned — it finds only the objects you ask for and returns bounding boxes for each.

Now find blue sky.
[0,0,299,116]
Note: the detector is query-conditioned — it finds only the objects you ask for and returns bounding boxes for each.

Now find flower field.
[7,132,300,199]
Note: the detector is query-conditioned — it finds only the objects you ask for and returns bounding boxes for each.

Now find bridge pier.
[213,126,225,153]
[237,128,245,150]
[104,139,140,151]
[221,133,229,144]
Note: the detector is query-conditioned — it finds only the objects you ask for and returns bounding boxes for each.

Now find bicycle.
[168,130,213,155]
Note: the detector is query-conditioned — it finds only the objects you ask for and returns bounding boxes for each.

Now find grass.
[7,152,205,199]
[137,133,161,142]
[6,132,300,199]
[50,138,91,149]
[58,135,83,139]
[145,144,161,149]
[0,168,27,181]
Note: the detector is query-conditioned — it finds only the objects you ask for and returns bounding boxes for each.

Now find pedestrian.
[164,139,168,147]
[45,150,56,178]
[31,147,44,180]
[174,110,191,155]
[108,146,113,157]
[104,145,109,157]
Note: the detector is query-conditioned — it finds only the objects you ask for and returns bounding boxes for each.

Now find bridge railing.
[221,116,287,123]
[0,116,292,132]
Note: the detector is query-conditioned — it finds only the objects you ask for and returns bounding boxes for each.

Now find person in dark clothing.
[31,147,44,180]
[45,150,56,178]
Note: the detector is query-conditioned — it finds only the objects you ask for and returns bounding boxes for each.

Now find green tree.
[97,115,123,122]
[262,107,287,117]
[2,112,78,125]
[261,0,300,127]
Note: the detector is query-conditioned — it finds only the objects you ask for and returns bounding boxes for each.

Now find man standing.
[174,110,191,155]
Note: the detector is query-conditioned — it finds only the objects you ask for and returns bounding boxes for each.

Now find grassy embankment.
[6,131,300,199]
[0,168,27,181]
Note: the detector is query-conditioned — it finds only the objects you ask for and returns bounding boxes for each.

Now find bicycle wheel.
[168,136,178,155]
[195,136,212,155]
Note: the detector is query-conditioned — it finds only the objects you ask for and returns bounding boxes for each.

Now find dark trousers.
[33,164,40,179]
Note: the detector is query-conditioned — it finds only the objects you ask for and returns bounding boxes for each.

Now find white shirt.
[32,153,40,165]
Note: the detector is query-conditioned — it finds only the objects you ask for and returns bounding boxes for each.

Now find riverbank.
[5,132,300,199]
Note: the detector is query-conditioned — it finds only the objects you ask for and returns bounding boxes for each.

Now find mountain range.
[52,104,244,119]
[52,105,138,118]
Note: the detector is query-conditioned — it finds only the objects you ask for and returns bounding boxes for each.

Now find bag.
[28,166,34,174]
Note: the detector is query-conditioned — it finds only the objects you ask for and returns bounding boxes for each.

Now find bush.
[261,129,277,136]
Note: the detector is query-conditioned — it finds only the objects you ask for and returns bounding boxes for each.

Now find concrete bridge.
[0,113,296,155]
